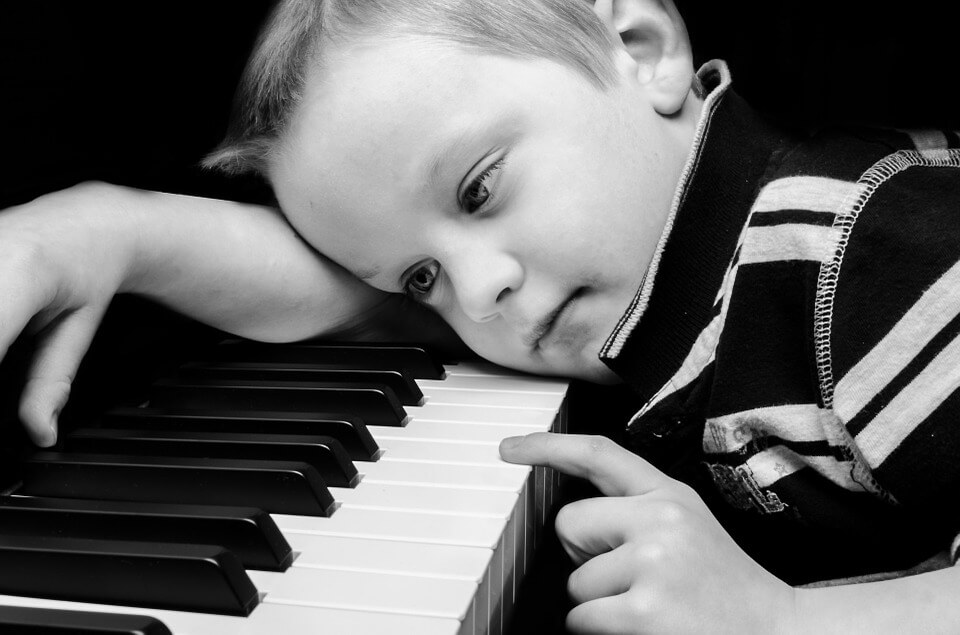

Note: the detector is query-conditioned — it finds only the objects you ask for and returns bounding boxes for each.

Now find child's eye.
[461,158,505,214]
[404,260,440,301]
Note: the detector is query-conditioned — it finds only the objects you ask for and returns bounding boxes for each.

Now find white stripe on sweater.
[742,447,865,491]
[703,404,868,491]
[855,327,960,467]
[903,129,949,151]
[703,403,834,454]
[834,259,960,423]
[740,224,842,265]
[752,176,863,214]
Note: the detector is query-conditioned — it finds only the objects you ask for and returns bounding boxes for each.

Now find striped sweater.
[600,61,960,584]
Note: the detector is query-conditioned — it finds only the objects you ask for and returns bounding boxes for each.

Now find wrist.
[64,181,144,293]
[109,185,208,296]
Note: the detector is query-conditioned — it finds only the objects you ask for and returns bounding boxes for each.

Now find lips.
[524,289,581,349]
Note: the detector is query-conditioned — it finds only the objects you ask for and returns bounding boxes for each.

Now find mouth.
[524,288,583,350]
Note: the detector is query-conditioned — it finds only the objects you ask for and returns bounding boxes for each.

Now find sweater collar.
[600,61,792,402]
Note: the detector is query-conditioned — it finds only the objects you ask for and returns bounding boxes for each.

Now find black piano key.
[65,428,360,488]
[19,452,337,517]
[0,536,258,616]
[102,407,380,461]
[148,378,408,427]
[0,606,171,634]
[214,340,446,379]
[0,496,293,571]
[177,360,424,405]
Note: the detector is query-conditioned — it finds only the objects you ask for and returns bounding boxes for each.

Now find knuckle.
[584,435,615,456]
[624,587,658,621]
[653,498,691,526]
[629,540,669,568]
[2,239,48,296]
[7,238,45,272]
[672,480,701,503]
[577,435,615,476]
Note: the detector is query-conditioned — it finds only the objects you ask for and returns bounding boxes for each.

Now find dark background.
[2,1,959,208]
[1,2,276,208]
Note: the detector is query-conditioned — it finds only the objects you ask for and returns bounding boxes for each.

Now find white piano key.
[273,507,506,548]
[368,421,542,445]
[373,438,504,465]
[443,360,560,378]
[286,534,491,581]
[442,363,568,390]
[420,387,564,410]
[249,568,477,619]
[359,460,529,491]
[330,483,517,517]
[0,594,462,635]
[410,403,556,427]
[420,374,566,395]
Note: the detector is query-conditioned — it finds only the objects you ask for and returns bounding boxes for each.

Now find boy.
[1,0,959,632]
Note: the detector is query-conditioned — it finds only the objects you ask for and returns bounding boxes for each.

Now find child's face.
[272,36,694,382]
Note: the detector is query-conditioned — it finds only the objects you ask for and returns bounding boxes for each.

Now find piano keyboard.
[0,341,569,634]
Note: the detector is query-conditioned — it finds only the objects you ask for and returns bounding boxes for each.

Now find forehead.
[269,35,606,269]
[275,36,576,177]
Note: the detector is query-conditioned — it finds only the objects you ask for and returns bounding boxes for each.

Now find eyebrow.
[424,114,516,190]
[425,125,487,190]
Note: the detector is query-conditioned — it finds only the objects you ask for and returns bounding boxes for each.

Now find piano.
[0,323,570,634]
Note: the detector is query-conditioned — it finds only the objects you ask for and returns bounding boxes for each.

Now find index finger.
[0,259,48,365]
[499,432,671,497]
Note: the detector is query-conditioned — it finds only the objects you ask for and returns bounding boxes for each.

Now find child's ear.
[593,0,695,116]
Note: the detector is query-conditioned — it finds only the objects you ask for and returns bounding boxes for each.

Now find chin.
[467,342,621,384]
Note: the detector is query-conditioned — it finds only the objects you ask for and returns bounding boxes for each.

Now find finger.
[0,270,48,367]
[566,593,639,635]
[500,432,670,496]
[555,497,646,565]
[566,545,636,605]
[19,306,104,446]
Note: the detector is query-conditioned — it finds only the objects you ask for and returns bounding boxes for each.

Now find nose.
[445,243,523,323]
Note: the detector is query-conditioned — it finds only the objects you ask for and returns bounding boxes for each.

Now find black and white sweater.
[601,61,960,584]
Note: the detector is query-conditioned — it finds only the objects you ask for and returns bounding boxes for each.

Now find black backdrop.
[1,2,275,207]
[2,1,958,208]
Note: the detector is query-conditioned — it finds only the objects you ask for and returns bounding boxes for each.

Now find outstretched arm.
[501,433,960,634]
[0,181,390,446]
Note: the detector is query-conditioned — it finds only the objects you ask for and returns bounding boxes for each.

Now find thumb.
[500,432,671,497]
[19,306,104,446]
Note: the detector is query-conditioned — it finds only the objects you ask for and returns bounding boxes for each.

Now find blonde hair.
[203,0,620,176]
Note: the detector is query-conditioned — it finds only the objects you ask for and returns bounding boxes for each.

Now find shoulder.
[807,131,960,504]
[816,134,960,401]
[736,127,916,269]
[740,125,960,429]
[748,127,960,516]
[751,125,957,207]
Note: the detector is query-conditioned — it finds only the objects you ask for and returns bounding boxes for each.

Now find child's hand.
[500,432,798,634]
[0,182,136,447]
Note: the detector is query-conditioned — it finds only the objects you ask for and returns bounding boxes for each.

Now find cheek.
[516,143,643,252]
